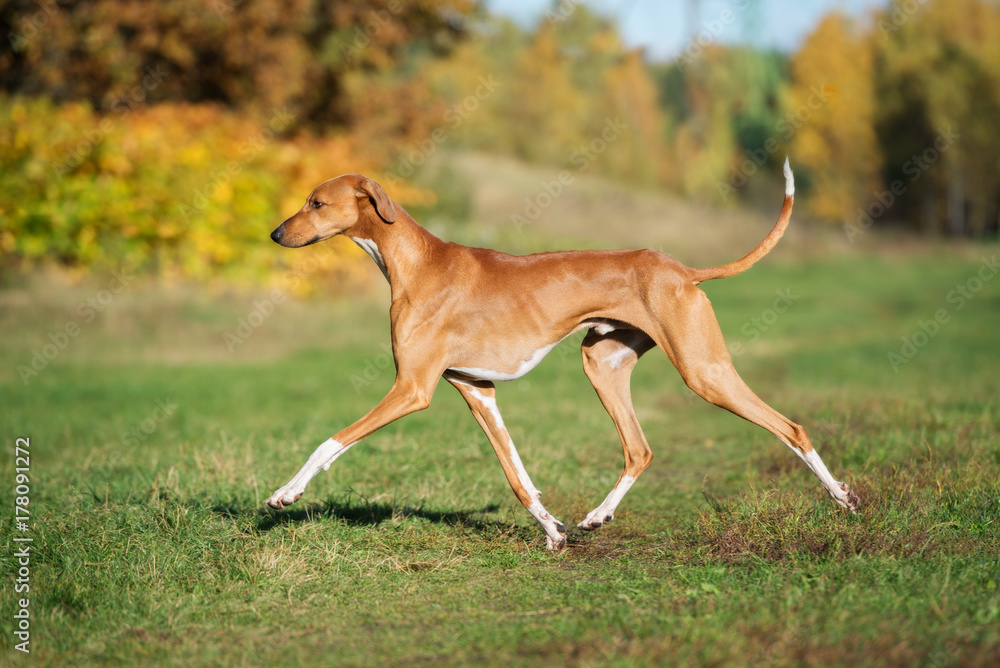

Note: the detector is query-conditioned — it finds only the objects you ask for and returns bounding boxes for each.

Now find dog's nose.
[270,226,284,244]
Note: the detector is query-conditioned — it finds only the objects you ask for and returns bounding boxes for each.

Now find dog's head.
[270,174,397,248]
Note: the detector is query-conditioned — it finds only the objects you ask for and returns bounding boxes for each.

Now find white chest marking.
[351,237,388,281]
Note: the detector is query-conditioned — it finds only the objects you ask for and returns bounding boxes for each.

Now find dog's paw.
[839,482,860,514]
[265,489,302,509]
[577,509,614,532]
[545,532,568,551]
[830,482,860,514]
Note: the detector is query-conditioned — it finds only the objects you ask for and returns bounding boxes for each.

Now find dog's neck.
[348,205,443,298]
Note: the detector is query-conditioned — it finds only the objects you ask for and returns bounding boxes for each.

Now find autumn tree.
[0,0,476,130]
[655,45,790,203]
[875,0,1000,236]
[788,12,881,226]
[395,8,665,186]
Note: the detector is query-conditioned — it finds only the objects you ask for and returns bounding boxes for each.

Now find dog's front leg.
[265,377,433,509]
[265,438,356,509]
[446,374,568,551]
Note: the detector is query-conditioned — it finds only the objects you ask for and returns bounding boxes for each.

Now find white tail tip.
[783,156,794,197]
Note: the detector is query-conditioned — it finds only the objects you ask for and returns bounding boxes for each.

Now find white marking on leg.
[499,435,567,549]
[781,440,857,511]
[579,474,636,530]
[592,322,615,336]
[458,382,566,548]
[602,345,635,370]
[266,437,355,508]
[466,387,539,497]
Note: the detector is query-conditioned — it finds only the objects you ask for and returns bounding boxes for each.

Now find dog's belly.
[446,319,619,382]
[447,340,560,382]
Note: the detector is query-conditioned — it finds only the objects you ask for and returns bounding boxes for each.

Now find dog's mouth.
[271,232,322,248]
[271,224,343,248]
[299,229,347,247]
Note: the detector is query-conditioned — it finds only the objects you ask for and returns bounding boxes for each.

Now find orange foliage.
[789,13,881,223]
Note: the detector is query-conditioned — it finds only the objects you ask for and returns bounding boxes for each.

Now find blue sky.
[482,0,889,61]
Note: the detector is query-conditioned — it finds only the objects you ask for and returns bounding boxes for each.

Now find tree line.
[1,0,996,280]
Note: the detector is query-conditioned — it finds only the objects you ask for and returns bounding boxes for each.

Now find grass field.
[1,163,999,665]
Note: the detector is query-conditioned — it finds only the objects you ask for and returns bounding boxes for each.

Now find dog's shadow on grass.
[210,496,509,534]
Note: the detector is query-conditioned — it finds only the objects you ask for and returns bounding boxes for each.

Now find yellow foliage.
[672,46,740,201]
[0,96,400,290]
[789,13,881,223]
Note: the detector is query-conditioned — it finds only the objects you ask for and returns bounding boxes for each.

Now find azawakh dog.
[264,159,859,550]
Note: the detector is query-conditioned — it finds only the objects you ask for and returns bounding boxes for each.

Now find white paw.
[265,487,302,509]
[577,509,614,531]
[545,532,568,551]
[832,482,860,514]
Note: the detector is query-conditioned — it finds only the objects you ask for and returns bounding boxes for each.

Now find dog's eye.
[311,200,324,209]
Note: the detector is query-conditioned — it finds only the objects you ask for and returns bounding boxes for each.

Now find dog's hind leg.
[652,286,860,512]
[446,374,568,550]
[578,328,658,531]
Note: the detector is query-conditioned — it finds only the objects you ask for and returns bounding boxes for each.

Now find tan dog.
[265,159,859,550]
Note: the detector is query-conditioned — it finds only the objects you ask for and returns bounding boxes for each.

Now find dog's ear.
[357,177,397,224]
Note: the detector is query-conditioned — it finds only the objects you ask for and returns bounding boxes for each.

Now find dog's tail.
[689,157,794,285]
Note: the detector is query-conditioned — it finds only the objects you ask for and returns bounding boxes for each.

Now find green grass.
[1,238,998,665]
